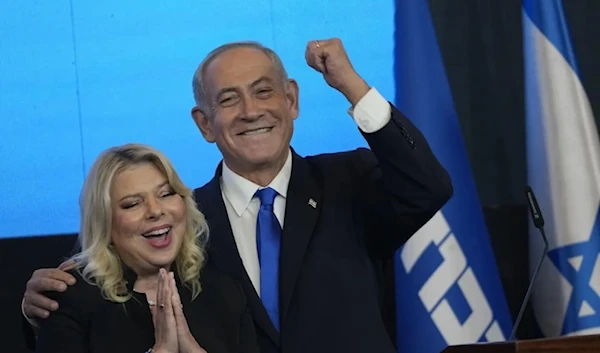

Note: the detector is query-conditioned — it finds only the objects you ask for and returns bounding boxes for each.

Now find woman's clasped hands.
[151,268,207,353]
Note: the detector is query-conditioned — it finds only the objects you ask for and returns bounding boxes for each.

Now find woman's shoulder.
[44,268,103,307]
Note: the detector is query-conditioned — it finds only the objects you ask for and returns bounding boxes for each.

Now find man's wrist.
[340,75,370,107]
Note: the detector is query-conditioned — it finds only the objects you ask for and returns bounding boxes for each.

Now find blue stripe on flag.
[522,0,581,76]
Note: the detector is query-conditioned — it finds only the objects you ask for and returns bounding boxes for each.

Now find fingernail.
[51,303,58,310]
[68,278,76,285]
[42,311,49,318]
[169,272,174,279]
[59,283,67,291]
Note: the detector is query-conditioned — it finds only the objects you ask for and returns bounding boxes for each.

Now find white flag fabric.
[523,0,600,337]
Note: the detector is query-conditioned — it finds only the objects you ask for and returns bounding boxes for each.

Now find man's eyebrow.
[250,76,275,88]
[215,76,276,100]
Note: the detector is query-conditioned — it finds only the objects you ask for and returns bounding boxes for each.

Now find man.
[22,38,453,352]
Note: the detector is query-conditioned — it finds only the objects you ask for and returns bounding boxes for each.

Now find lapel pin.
[308,198,317,208]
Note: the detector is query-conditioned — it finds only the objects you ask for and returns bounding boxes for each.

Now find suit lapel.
[279,152,322,323]
[194,167,280,346]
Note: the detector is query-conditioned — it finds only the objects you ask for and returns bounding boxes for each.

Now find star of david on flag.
[547,210,600,335]
[523,0,600,337]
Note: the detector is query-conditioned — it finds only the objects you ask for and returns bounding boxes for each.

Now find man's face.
[192,47,299,175]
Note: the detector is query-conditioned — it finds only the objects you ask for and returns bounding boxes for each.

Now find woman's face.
[109,162,187,276]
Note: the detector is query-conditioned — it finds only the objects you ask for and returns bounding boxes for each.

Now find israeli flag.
[393,1,513,352]
[523,0,600,337]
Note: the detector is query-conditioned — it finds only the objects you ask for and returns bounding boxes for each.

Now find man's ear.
[191,106,215,143]
[286,79,300,120]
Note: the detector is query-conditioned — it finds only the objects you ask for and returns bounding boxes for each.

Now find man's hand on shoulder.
[304,38,370,106]
[23,259,77,321]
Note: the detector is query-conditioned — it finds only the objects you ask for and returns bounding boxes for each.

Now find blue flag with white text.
[523,0,600,337]
[393,1,513,352]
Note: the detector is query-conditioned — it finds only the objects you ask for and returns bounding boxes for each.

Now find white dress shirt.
[220,87,392,295]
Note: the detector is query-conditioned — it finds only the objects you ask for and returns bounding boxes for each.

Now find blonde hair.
[70,143,208,303]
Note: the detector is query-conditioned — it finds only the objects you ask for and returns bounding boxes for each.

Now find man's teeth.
[143,227,171,237]
[241,127,271,135]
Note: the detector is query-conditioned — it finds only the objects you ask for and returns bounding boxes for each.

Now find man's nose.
[240,95,263,120]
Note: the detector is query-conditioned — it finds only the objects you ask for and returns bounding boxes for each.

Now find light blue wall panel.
[0,1,84,237]
[0,1,394,238]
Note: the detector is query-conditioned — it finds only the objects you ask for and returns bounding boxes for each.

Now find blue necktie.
[255,187,281,330]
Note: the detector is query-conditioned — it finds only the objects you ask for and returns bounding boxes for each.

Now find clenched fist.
[304,38,370,106]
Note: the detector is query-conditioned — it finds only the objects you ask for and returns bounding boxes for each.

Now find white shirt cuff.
[347,87,392,133]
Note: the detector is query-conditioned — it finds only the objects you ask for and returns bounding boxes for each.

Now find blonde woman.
[35,144,259,353]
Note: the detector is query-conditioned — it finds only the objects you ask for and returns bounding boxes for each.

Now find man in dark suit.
[22,38,452,353]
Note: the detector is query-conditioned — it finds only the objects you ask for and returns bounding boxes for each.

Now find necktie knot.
[256,187,278,207]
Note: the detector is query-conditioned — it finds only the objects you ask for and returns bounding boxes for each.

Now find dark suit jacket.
[34,262,260,353]
[194,104,453,353]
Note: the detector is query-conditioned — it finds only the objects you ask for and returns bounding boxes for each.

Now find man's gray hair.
[191,41,289,114]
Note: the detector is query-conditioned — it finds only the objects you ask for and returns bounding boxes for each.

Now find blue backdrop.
[0,1,395,238]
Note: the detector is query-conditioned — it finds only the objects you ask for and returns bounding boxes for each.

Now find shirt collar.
[221,150,292,217]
